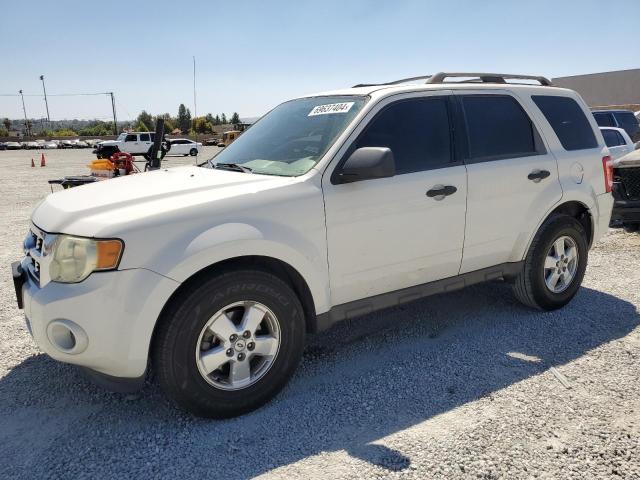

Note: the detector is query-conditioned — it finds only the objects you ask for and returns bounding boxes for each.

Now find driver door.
[322,92,468,307]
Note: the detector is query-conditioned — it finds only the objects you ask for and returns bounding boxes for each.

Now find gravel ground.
[1,149,639,479]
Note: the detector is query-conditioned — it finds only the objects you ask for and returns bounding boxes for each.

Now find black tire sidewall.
[189,148,197,156]
[528,217,588,309]
[156,271,305,418]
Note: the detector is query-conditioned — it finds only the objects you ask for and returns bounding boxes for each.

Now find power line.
[0,92,112,97]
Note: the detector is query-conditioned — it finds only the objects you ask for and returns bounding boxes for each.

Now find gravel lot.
[1,148,639,479]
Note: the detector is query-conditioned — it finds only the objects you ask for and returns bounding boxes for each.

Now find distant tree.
[136,111,153,131]
[133,120,150,132]
[205,113,215,125]
[177,104,192,133]
[52,128,77,137]
[221,113,227,124]
[155,113,176,133]
[78,122,113,136]
[214,114,221,125]
[2,118,10,132]
[0,128,8,137]
[193,116,213,134]
[230,112,240,124]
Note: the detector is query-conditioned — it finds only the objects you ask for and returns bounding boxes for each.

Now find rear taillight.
[602,155,613,193]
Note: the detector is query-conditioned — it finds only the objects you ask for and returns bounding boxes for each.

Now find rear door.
[139,133,153,154]
[455,91,562,273]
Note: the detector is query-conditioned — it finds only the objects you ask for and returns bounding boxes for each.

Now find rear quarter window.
[532,96,598,151]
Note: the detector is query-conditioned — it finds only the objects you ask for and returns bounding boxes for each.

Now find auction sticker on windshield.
[308,102,355,116]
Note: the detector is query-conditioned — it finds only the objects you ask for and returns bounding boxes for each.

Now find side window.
[462,95,538,161]
[614,131,626,145]
[602,129,622,147]
[125,134,137,142]
[353,97,452,174]
[140,133,150,142]
[593,112,615,127]
[532,96,598,151]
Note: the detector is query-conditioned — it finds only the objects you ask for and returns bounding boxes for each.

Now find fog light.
[46,320,88,354]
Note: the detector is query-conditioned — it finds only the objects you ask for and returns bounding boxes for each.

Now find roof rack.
[352,72,552,88]
[427,72,552,86]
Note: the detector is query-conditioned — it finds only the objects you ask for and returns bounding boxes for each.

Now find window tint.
[125,134,137,142]
[614,112,640,137]
[602,129,623,147]
[593,112,615,127]
[140,133,150,141]
[462,95,536,161]
[533,96,598,151]
[354,97,451,174]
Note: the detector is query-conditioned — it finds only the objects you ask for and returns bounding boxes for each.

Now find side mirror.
[335,147,396,184]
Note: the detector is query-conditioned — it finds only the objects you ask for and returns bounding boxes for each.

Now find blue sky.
[1,0,639,121]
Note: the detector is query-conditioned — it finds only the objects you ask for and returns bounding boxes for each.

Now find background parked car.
[22,141,39,150]
[43,141,58,149]
[0,142,6,150]
[593,109,640,142]
[168,138,202,156]
[59,139,76,149]
[5,142,22,150]
[600,127,635,160]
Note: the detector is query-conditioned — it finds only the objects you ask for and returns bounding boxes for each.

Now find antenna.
[193,56,197,153]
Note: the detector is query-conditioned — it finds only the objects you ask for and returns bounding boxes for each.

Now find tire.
[513,214,588,310]
[153,269,306,418]
[623,223,639,233]
[189,148,198,156]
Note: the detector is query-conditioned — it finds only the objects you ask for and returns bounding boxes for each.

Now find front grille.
[25,228,44,284]
[617,168,640,200]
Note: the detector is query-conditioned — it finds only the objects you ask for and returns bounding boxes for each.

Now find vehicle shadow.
[0,282,638,479]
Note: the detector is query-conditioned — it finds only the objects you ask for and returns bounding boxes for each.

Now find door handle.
[426,185,457,200]
[527,169,550,182]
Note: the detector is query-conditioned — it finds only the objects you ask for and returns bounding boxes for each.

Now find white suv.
[12,72,614,418]
[95,132,156,158]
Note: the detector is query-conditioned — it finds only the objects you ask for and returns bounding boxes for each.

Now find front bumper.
[14,257,180,380]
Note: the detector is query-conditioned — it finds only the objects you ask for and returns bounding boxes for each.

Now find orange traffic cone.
[31,158,35,167]
[40,153,46,167]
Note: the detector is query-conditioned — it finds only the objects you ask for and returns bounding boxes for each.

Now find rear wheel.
[153,269,305,418]
[189,148,198,156]
[513,214,588,310]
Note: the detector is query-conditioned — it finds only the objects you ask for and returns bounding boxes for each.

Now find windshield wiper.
[214,162,253,173]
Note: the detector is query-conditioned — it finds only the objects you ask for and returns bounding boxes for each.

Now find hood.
[613,149,640,169]
[32,166,295,236]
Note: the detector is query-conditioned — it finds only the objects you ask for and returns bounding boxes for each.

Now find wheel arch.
[519,199,594,262]
[150,255,320,360]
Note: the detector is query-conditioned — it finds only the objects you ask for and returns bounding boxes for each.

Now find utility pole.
[19,89,30,138]
[193,56,197,146]
[109,92,118,135]
[39,75,50,125]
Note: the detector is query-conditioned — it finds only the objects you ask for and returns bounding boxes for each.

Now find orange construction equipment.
[31,158,35,167]
[40,153,46,167]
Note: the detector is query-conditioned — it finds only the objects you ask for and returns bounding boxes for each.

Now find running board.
[315,262,523,332]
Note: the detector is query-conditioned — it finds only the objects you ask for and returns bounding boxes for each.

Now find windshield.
[208,95,367,176]
[117,133,126,141]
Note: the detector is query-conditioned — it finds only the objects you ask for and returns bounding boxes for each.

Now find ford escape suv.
[12,72,613,418]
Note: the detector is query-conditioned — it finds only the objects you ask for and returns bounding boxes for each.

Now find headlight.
[49,235,124,283]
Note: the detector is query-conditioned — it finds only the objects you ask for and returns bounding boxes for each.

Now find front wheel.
[153,269,306,418]
[513,214,588,310]
[189,148,198,156]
